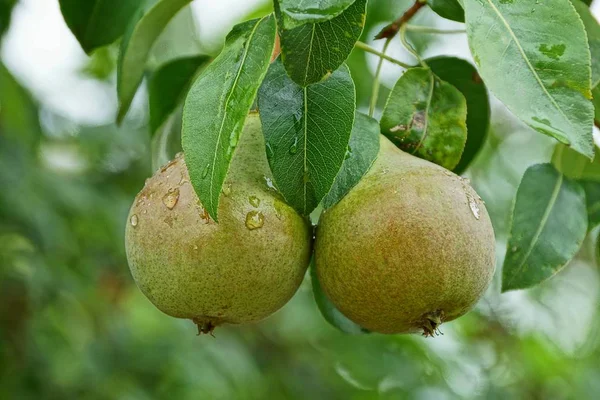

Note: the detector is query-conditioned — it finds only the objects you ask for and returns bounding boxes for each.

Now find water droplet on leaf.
[130,214,139,227]
[202,164,210,178]
[289,137,299,155]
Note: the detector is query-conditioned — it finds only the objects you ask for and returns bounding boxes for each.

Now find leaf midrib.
[208,17,265,213]
[413,71,435,154]
[507,171,563,286]
[483,0,572,129]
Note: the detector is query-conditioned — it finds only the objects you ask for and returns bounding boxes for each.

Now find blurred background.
[2,0,600,398]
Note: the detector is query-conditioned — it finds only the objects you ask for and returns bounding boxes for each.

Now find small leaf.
[182,16,276,222]
[579,180,600,230]
[59,0,142,54]
[552,144,600,181]
[427,0,464,23]
[148,55,210,134]
[322,112,380,209]
[278,0,357,29]
[310,258,369,334]
[277,0,366,86]
[427,57,490,174]
[463,0,594,159]
[381,67,467,170]
[502,164,587,292]
[571,0,600,89]
[117,0,193,123]
[258,58,355,216]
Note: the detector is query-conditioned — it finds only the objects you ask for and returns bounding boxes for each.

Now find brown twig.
[374,1,426,40]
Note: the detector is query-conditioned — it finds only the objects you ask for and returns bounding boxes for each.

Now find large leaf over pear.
[182,16,276,222]
[258,58,355,216]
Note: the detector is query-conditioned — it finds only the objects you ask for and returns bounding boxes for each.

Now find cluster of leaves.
[56,0,600,333]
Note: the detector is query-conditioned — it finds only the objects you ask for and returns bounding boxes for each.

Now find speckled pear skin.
[315,135,495,335]
[125,114,312,331]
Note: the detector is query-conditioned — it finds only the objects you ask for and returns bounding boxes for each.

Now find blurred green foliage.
[1,1,600,399]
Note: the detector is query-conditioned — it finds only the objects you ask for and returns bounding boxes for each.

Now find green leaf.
[322,112,380,209]
[278,0,357,29]
[463,0,594,159]
[310,258,369,334]
[117,0,193,123]
[571,0,600,89]
[277,0,366,87]
[552,144,600,181]
[594,85,600,122]
[502,164,587,292]
[428,0,465,23]
[59,0,142,54]
[182,16,276,222]
[380,67,467,170]
[0,0,17,38]
[579,180,600,230]
[257,58,355,216]
[427,57,490,174]
[148,55,210,134]
[0,62,42,149]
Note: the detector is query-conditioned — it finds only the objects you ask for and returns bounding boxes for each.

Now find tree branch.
[374,1,426,40]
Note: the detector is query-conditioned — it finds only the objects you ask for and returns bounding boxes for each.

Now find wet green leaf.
[148,55,210,134]
[463,0,594,159]
[579,180,600,230]
[310,258,369,334]
[571,0,600,89]
[278,0,357,29]
[502,164,587,292]
[428,0,464,22]
[277,0,366,86]
[182,16,276,222]
[322,112,380,209]
[381,67,467,170]
[258,59,355,216]
[117,0,193,123]
[427,57,490,174]
[59,0,142,54]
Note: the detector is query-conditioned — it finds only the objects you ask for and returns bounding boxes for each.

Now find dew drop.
[222,183,232,197]
[467,194,480,220]
[248,195,261,207]
[274,201,285,220]
[381,168,390,175]
[193,245,199,250]
[266,142,275,160]
[202,164,210,178]
[289,137,299,155]
[345,145,353,160]
[245,211,265,230]
[162,188,180,210]
[130,214,139,227]
[264,176,277,191]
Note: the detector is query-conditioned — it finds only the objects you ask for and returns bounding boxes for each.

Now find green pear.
[125,113,311,334]
[315,135,495,335]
